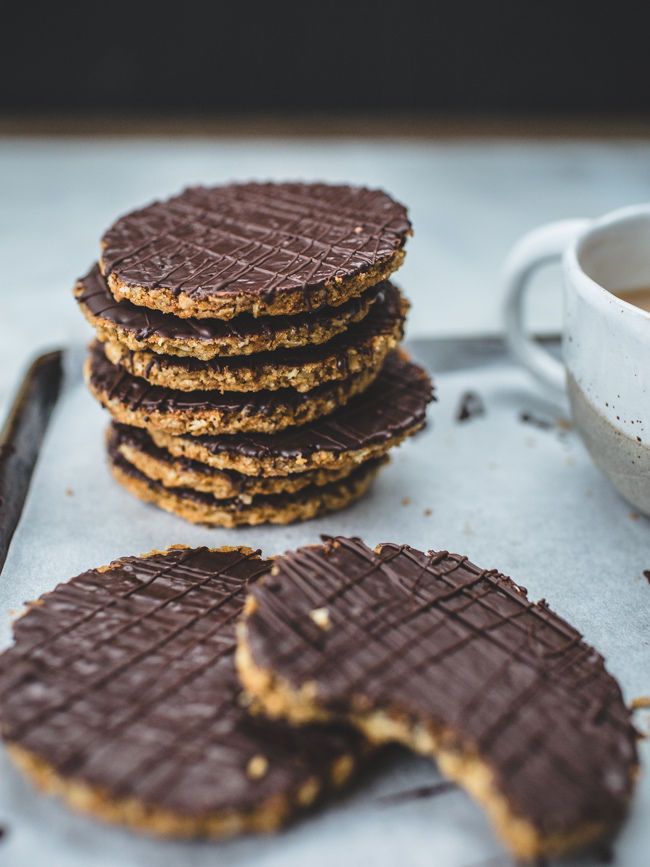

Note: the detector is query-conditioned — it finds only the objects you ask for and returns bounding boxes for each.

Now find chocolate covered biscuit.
[100,283,408,392]
[86,341,381,436]
[75,265,385,359]
[0,547,365,837]
[237,537,639,859]
[149,351,434,476]
[109,423,368,500]
[100,182,410,319]
[109,450,385,527]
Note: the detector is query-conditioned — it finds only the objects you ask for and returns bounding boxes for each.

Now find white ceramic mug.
[503,204,650,515]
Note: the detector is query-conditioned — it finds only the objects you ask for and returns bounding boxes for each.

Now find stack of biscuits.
[74,181,434,527]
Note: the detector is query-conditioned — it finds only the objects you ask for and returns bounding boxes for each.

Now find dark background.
[2,0,650,117]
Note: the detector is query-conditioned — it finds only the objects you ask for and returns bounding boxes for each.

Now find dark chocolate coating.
[245,537,638,838]
[116,282,405,376]
[0,547,363,817]
[87,341,371,417]
[101,182,410,301]
[76,263,384,345]
[168,352,434,459]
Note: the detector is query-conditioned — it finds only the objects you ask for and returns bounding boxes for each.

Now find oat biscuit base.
[237,537,639,859]
[75,264,384,359]
[86,341,381,436]
[100,284,408,393]
[100,182,411,319]
[148,350,434,476]
[109,451,385,527]
[109,423,365,500]
[0,546,365,837]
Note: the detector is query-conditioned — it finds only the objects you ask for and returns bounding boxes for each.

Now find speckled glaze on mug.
[504,205,650,515]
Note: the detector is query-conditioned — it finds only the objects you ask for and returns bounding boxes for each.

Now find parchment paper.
[0,340,647,867]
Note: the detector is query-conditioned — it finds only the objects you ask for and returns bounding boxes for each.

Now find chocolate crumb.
[456,391,485,423]
[378,780,456,805]
[643,570,650,584]
[0,826,6,841]
[423,508,432,517]
[519,411,553,430]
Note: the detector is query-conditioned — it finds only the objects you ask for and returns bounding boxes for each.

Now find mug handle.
[503,218,591,392]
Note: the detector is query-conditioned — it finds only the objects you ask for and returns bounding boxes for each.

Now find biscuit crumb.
[330,753,355,786]
[237,690,253,708]
[296,776,320,806]
[630,696,650,710]
[65,487,74,497]
[246,754,268,779]
[423,508,432,517]
[309,607,331,631]
[401,497,411,506]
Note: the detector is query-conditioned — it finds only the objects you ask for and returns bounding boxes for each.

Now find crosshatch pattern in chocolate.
[244,537,639,837]
[0,547,364,816]
[101,183,410,302]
